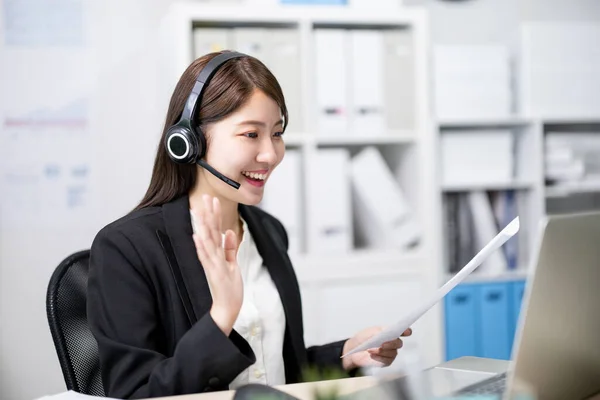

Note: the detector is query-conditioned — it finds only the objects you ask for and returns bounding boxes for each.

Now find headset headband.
[181,51,246,124]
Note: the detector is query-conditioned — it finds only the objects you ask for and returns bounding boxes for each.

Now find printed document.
[342,216,520,357]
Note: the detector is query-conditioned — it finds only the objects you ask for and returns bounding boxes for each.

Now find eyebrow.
[236,119,284,128]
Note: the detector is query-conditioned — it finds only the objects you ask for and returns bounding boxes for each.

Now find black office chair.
[46,250,105,397]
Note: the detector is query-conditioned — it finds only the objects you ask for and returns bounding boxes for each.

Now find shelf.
[545,182,600,198]
[315,133,416,146]
[442,181,536,192]
[541,116,600,125]
[444,269,529,284]
[292,249,426,283]
[437,116,533,129]
[283,132,416,147]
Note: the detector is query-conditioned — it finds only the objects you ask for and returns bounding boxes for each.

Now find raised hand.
[192,194,243,336]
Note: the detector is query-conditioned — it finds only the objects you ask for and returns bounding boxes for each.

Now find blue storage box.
[444,279,527,361]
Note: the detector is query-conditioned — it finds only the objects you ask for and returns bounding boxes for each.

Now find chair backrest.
[46,250,105,397]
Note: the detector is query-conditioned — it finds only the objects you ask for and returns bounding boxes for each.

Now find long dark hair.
[135,51,288,210]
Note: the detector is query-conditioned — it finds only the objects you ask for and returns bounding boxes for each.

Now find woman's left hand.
[341,326,413,371]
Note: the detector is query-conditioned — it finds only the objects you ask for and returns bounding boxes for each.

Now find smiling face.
[197,88,286,205]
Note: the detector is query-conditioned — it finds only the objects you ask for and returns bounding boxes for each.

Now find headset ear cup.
[165,124,198,164]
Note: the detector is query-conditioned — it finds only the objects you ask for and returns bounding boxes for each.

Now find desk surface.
[151,357,600,400]
[151,357,508,400]
[153,375,379,400]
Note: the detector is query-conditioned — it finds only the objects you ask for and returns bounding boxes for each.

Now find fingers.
[381,338,403,350]
[367,350,396,366]
[401,328,413,337]
[203,195,222,249]
[369,347,398,358]
[193,233,212,267]
[366,338,403,366]
[196,217,216,260]
[213,196,223,243]
[223,230,237,264]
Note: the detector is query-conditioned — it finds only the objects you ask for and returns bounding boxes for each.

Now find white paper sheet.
[3,0,85,47]
[342,216,520,357]
[36,390,120,400]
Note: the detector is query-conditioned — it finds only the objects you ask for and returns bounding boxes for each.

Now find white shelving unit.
[542,119,600,219]
[434,23,600,283]
[158,4,444,369]
[435,115,600,279]
[436,115,545,278]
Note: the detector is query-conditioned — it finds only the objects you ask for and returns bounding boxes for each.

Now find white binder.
[193,28,232,59]
[260,150,303,255]
[308,149,353,253]
[468,191,508,274]
[266,29,303,134]
[349,30,385,136]
[314,29,349,136]
[384,29,415,131]
[231,27,303,134]
[350,147,420,250]
[231,27,267,60]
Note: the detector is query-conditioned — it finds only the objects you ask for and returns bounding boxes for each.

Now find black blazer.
[87,195,347,399]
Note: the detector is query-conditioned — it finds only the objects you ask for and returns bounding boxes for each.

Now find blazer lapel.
[162,195,212,323]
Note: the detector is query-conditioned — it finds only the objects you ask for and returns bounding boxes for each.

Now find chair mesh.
[47,251,105,397]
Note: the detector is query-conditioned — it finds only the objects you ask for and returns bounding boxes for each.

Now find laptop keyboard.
[455,372,508,396]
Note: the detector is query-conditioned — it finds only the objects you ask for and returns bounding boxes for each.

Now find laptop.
[348,211,600,400]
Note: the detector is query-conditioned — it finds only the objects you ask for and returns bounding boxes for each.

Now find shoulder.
[92,206,164,251]
[89,206,167,285]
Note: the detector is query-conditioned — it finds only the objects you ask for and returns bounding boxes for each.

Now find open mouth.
[241,170,267,186]
[241,171,266,181]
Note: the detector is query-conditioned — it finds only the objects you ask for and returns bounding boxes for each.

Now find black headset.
[164,51,247,189]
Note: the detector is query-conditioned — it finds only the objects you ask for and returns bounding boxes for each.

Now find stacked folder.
[192,27,303,133]
[259,150,303,255]
[313,28,415,137]
[521,22,600,117]
[260,147,422,254]
[444,191,520,274]
[433,45,513,119]
[441,130,515,187]
[545,132,600,186]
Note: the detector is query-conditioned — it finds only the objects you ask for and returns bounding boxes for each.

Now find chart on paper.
[2,0,86,47]
[0,99,92,229]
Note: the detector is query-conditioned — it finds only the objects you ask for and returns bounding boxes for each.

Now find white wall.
[405,0,520,46]
[405,0,600,48]
[1,1,599,399]
[0,1,173,399]
[523,0,600,21]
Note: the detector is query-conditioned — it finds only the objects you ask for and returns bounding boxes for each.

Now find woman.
[87,50,411,399]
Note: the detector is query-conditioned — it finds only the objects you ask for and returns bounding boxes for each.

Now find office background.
[1,0,599,399]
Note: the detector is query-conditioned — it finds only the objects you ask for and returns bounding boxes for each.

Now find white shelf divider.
[442,181,536,192]
[438,116,533,129]
[545,183,600,198]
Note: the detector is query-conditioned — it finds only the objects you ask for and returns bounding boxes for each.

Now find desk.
[153,375,379,400]
[152,357,600,400]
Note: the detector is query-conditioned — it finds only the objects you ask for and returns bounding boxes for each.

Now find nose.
[256,137,279,165]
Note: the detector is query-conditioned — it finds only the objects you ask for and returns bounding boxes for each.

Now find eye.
[273,131,284,138]
[243,132,258,139]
